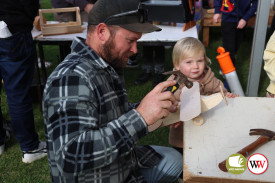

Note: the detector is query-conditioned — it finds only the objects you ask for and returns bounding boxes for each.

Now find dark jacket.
[214,0,258,23]
[0,0,39,34]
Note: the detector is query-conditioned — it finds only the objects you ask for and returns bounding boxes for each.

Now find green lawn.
[0,1,271,183]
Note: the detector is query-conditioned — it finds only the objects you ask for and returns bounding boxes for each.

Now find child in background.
[213,0,258,65]
[168,37,238,154]
[194,0,203,32]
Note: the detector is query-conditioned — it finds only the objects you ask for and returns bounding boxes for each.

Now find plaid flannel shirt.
[43,37,162,183]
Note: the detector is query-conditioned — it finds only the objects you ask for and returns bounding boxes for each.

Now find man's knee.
[151,145,183,176]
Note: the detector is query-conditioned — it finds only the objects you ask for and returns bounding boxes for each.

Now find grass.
[0,1,271,182]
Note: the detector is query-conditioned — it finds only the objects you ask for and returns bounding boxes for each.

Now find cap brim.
[119,23,161,33]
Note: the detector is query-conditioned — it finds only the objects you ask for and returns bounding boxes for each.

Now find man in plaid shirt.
[43,0,183,182]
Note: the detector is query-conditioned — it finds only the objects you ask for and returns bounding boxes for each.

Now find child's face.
[175,51,205,81]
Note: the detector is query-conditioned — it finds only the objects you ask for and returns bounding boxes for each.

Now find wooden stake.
[220,85,228,106]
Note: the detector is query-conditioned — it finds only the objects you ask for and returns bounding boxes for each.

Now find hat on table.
[88,0,161,33]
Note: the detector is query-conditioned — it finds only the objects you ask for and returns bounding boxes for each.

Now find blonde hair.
[172,37,211,67]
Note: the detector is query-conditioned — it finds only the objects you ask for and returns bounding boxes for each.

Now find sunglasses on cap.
[103,8,149,24]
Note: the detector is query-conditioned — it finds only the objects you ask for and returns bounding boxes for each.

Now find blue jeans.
[0,32,39,151]
[139,145,183,183]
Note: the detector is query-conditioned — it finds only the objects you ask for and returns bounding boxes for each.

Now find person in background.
[134,46,165,87]
[51,0,97,22]
[213,0,258,65]
[43,0,183,182]
[0,0,47,163]
[194,0,203,32]
[203,0,214,9]
[168,37,238,159]
[264,31,275,98]
[195,0,214,33]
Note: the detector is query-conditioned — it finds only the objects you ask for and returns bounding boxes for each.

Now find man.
[43,0,183,182]
[0,0,47,163]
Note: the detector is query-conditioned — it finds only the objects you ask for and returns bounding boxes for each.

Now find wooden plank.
[185,176,273,183]
[42,22,79,27]
[41,26,83,36]
[183,97,275,183]
[39,7,79,13]
[202,19,221,27]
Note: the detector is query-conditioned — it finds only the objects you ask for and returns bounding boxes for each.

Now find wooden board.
[183,97,275,183]
[147,93,224,132]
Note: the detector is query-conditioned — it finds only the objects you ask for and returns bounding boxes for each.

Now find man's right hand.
[136,80,178,126]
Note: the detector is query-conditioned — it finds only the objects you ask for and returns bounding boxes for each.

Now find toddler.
[169,37,238,153]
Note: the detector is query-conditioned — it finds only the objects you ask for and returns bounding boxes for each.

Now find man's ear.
[96,23,110,42]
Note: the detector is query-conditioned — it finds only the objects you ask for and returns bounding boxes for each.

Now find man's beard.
[101,36,132,72]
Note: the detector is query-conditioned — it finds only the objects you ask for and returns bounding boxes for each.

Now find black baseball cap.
[88,0,161,33]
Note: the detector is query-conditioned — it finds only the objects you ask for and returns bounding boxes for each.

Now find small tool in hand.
[162,70,193,93]
[218,128,275,172]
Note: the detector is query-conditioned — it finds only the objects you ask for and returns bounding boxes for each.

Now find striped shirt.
[43,37,162,183]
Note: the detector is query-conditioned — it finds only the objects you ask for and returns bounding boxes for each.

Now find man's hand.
[237,19,247,29]
[136,80,178,126]
[213,14,221,23]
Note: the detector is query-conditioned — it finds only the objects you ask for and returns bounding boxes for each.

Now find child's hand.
[173,121,182,128]
[237,19,247,29]
[213,14,220,23]
[165,121,182,129]
[226,92,239,98]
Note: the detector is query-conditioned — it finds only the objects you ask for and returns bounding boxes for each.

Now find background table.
[32,24,198,81]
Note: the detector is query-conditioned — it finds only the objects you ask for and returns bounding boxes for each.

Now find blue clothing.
[0,32,39,151]
[139,146,183,183]
[43,37,182,182]
[214,0,258,23]
[214,0,258,65]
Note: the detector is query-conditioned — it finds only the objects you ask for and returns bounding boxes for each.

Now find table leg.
[37,42,48,82]
[203,26,210,47]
